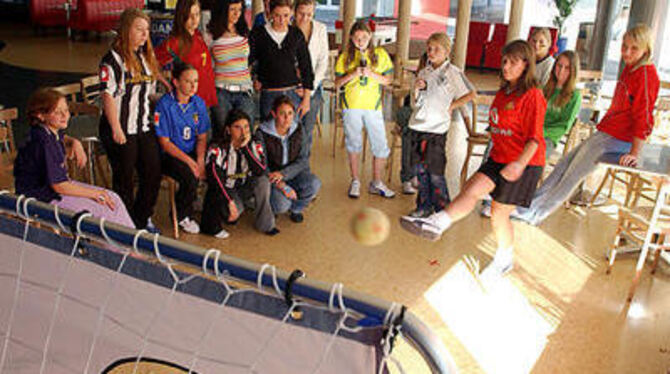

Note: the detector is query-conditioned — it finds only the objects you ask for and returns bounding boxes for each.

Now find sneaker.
[178,217,200,234]
[265,227,280,236]
[289,211,304,223]
[399,214,446,241]
[214,229,230,239]
[146,217,161,234]
[409,209,432,218]
[402,181,417,194]
[481,251,514,279]
[348,179,361,199]
[369,181,396,198]
[410,176,419,189]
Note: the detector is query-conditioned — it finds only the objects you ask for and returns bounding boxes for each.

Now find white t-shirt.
[408,61,473,134]
[265,23,288,47]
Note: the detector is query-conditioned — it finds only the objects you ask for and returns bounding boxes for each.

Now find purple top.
[14,125,69,202]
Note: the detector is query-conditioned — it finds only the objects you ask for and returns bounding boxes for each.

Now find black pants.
[161,153,198,221]
[100,123,161,228]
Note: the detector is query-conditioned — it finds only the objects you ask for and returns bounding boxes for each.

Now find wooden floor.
[1,23,669,374]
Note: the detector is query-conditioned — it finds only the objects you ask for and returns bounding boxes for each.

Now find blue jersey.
[154,93,211,154]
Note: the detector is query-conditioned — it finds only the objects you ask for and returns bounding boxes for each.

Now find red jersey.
[488,87,547,166]
[597,63,659,142]
[155,30,218,107]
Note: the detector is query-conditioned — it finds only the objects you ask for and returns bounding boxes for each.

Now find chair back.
[53,83,82,103]
[80,75,102,105]
[459,94,494,138]
[0,108,18,154]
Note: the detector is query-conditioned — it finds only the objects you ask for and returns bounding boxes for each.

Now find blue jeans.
[212,88,256,134]
[270,170,321,214]
[301,87,323,158]
[416,163,449,213]
[517,131,631,224]
[259,88,303,122]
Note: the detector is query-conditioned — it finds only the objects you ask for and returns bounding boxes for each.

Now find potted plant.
[553,0,579,53]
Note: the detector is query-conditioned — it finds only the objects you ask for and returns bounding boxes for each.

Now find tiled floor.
[1,22,669,374]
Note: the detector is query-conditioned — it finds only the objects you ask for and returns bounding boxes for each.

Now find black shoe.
[265,227,280,236]
[289,211,304,223]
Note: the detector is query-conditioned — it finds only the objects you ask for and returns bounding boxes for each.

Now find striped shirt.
[99,49,156,135]
[211,36,252,89]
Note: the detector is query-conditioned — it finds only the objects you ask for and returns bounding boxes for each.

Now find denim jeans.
[212,89,256,134]
[301,87,323,158]
[517,131,631,224]
[416,163,450,214]
[270,170,321,214]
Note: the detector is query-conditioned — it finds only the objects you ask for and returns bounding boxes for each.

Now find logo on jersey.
[154,112,160,127]
[100,66,109,82]
[193,113,199,124]
[489,107,498,125]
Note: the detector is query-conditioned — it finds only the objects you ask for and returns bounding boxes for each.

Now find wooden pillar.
[252,0,263,18]
[506,0,525,43]
[393,0,412,83]
[452,0,473,69]
[342,0,357,51]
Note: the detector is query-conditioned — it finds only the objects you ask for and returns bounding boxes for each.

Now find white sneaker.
[214,229,230,239]
[480,201,491,218]
[399,213,447,241]
[348,179,361,198]
[402,181,417,194]
[178,217,200,234]
[146,217,160,234]
[369,181,396,198]
[482,250,514,278]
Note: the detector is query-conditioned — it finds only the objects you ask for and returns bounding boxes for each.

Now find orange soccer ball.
[351,207,390,246]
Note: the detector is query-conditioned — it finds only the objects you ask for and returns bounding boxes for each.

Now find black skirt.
[477,159,543,207]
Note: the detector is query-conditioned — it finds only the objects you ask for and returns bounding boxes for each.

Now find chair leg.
[627,237,653,303]
[589,169,611,208]
[650,234,665,275]
[607,219,624,274]
[169,180,179,239]
[331,118,338,158]
[362,129,368,162]
[386,133,398,183]
[460,143,473,188]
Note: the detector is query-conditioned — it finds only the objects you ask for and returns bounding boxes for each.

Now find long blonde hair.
[543,50,579,108]
[623,24,653,69]
[113,8,160,78]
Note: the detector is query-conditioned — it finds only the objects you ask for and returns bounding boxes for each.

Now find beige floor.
[1,25,669,374]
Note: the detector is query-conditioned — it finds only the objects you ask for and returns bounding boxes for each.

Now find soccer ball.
[351,207,390,246]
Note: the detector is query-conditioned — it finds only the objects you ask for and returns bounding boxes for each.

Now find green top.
[544,88,582,146]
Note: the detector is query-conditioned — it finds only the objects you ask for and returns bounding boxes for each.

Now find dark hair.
[208,0,249,40]
[271,95,295,113]
[27,88,65,126]
[171,0,201,59]
[500,39,538,95]
[269,0,292,13]
[345,20,378,68]
[213,109,252,145]
[172,62,197,80]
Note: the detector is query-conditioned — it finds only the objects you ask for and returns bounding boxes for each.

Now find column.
[342,0,357,51]
[452,0,473,69]
[506,0,525,43]
[588,0,621,70]
[393,0,412,83]
[252,0,263,19]
[627,0,668,66]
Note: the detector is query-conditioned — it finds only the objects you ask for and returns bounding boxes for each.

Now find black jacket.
[256,119,309,180]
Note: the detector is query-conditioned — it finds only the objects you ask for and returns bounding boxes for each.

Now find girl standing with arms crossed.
[402,40,547,277]
[99,8,164,231]
[335,20,395,199]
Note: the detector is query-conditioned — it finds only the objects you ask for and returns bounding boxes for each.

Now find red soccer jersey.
[488,87,547,166]
[597,63,660,142]
[155,30,218,107]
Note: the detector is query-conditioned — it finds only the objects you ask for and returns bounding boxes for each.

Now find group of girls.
[403,24,660,279]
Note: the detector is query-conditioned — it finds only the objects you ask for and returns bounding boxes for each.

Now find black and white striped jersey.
[99,49,157,135]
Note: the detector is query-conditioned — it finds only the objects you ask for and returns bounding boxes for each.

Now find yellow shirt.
[335,47,394,110]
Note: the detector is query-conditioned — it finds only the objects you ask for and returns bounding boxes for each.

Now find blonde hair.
[623,23,653,69]
[427,32,452,54]
[543,50,579,108]
[114,8,160,78]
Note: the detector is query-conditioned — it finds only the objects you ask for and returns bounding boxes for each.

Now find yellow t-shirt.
[335,47,394,110]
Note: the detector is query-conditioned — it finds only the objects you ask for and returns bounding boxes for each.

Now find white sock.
[432,211,453,231]
[494,246,514,264]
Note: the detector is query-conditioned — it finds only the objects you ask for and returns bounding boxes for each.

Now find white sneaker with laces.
[369,181,396,198]
[402,181,417,194]
[214,229,230,239]
[178,217,200,234]
[399,213,448,241]
[348,179,361,198]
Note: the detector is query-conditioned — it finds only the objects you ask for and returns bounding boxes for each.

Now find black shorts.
[477,159,543,207]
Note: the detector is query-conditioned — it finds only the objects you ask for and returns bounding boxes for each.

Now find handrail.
[0,192,457,374]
